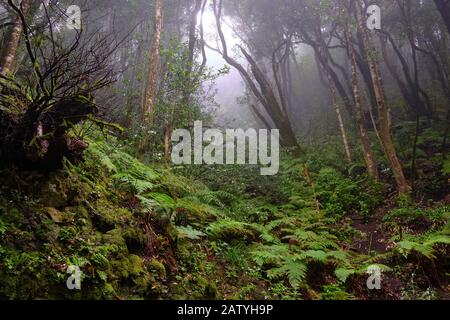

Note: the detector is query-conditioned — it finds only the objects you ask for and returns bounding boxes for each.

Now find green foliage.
[315,167,385,217]
[0,217,6,235]
[384,205,449,226]
[267,255,307,289]
[334,264,392,283]
[0,121,448,300]
[396,233,450,260]
[321,284,355,300]
[176,225,206,240]
[284,228,340,251]
[442,158,450,175]
[206,219,267,243]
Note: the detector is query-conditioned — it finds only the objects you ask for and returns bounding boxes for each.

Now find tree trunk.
[356,0,411,194]
[164,124,171,164]
[0,0,32,76]
[139,0,163,156]
[313,24,352,163]
[345,24,379,179]
[142,0,163,122]
[321,50,352,163]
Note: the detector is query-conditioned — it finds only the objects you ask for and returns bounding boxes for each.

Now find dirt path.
[349,207,390,254]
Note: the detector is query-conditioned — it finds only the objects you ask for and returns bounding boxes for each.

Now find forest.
[0,0,448,301]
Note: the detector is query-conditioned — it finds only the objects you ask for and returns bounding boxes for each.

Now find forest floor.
[0,129,449,300]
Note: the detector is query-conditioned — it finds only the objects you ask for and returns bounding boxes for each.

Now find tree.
[139,0,164,156]
[0,0,32,76]
[355,0,411,194]
[0,0,119,170]
[343,13,378,179]
[142,0,163,123]
[211,0,301,151]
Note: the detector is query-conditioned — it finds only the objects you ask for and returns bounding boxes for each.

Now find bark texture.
[143,0,163,121]
[356,0,411,194]
[0,0,32,76]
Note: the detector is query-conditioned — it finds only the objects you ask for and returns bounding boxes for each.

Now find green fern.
[112,173,155,194]
[176,225,206,240]
[267,255,307,288]
[396,238,447,260]
[207,219,265,243]
[135,195,157,212]
[88,143,118,173]
[146,192,175,209]
[284,229,339,250]
[299,250,328,262]
[335,264,392,283]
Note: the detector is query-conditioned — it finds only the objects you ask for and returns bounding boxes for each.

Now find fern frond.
[267,256,307,288]
[176,225,206,240]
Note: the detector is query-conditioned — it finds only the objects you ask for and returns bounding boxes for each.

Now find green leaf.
[335,268,355,283]
[176,225,206,240]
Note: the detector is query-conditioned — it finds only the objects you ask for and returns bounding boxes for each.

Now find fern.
[160,172,194,197]
[146,192,175,208]
[135,195,157,212]
[195,191,226,208]
[335,264,392,283]
[176,196,222,222]
[251,244,289,266]
[335,268,356,283]
[267,255,307,288]
[88,143,118,173]
[176,225,206,240]
[266,216,302,231]
[443,159,450,175]
[299,250,328,262]
[207,219,265,243]
[0,217,6,235]
[284,229,339,250]
[112,173,155,194]
[397,239,443,260]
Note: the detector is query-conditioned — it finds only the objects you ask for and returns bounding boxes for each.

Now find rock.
[46,207,64,223]
[40,175,68,208]
[41,183,67,208]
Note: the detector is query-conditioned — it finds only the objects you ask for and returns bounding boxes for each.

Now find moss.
[111,254,145,279]
[176,200,219,224]
[193,276,219,300]
[0,248,49,299]
[102,228,128,253]
[91,201,133,232]
[146,258,166,278]
[44,207,64,223]
[122,226,147,253]
[39,175,69,208]
[128,255,144,276]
